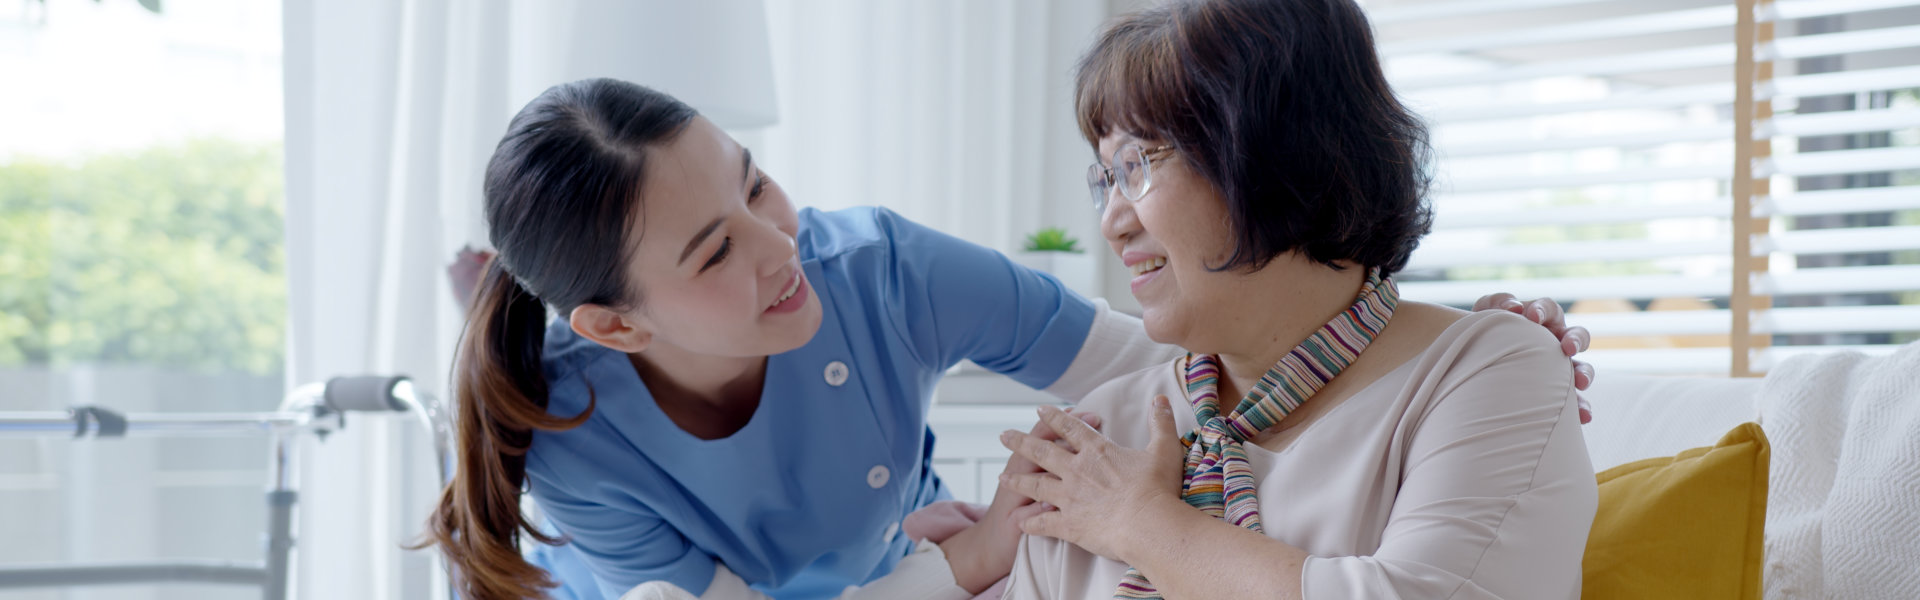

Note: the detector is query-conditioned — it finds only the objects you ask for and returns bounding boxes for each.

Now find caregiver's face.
[1095,131,1244,353]
[624,116,823,356]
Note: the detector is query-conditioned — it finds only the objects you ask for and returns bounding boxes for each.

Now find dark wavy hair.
[1076,0,1434,276]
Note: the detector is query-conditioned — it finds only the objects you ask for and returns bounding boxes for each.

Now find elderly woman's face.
[1095,132,1251,353]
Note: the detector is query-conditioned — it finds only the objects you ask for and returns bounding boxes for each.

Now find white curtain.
[282,0,508,597]
[752,0,1113,261]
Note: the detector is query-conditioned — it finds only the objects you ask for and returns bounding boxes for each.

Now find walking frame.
[0,375,452,600]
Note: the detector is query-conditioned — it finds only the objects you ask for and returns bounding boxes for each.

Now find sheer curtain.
[750,0,1115,282]
[282,0,508,598]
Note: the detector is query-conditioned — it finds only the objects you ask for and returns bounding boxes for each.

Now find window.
[1376,0,1920,376]
[0,1,283,598]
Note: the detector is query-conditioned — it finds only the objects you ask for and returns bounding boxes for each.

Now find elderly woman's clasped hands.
[999,398,1191,564]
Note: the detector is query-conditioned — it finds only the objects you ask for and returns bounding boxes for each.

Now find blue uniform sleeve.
[869,208,1097,389]
[526,454,716,598]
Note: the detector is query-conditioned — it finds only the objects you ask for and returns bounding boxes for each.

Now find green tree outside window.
[0,139,285,374]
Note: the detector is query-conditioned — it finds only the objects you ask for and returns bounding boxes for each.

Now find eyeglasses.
[1086,144,1176,214]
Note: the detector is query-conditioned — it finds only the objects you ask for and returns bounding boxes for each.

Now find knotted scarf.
[1115,269,1398,598]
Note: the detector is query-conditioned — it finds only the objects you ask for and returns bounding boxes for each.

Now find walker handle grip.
[323,376,412,413]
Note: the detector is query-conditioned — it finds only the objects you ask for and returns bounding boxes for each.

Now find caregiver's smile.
[764,265,809,315]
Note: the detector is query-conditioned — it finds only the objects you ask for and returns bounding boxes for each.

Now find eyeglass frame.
[1087,144,1177,214]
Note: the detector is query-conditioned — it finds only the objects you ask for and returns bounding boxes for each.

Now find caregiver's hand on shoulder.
[938,408,1102,593]
[998,399,1188,564]
[1473,293,1596,424]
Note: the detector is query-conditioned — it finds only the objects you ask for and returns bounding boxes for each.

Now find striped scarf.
[1115,268,1398,599]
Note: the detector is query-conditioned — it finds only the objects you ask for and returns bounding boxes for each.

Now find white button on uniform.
[866,465,890,489]
[824,361,850,387]
[883,521,900,541]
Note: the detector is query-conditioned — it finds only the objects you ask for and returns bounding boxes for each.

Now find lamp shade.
[508,0,779,129]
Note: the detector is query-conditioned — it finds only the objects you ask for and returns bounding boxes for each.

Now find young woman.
[423,78,1595,600]
[1001,1,1598,597]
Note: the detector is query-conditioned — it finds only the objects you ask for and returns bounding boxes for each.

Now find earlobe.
[568,304,652,353]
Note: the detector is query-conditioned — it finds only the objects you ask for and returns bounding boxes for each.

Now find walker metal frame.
[0,375,451,600]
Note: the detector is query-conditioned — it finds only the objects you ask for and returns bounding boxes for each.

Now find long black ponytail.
[419,79,697,600]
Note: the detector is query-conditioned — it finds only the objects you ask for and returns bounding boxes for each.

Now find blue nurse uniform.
[524,206,1097,599]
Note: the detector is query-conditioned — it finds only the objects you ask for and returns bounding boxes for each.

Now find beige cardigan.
[1008,311,1598,600]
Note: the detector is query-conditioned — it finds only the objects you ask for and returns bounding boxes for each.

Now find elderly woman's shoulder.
[1376,302,1570,392]
[1387,301,1558,352]
[1082,357,1182,403]
[1404,305,1577,401]
[1074,358,1187,449]
[1451,308,1566,355]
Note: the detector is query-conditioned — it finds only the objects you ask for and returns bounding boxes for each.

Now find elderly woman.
[998,0,1599,598]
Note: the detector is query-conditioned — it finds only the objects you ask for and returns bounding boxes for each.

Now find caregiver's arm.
[873,208,1104,393]
[1040,300,1184,400]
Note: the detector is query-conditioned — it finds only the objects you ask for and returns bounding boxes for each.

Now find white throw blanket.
[1757,342,1920,600]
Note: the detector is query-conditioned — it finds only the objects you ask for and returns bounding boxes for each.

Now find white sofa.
[1576,374,1765,471]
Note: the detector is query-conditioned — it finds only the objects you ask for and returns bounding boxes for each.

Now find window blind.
[1373,0,1920,375]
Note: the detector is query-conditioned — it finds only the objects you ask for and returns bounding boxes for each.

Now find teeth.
[1130,257,1167,276]
[771,273,799,307]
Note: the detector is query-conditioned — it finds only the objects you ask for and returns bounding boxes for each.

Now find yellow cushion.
[1583,422,1769,599]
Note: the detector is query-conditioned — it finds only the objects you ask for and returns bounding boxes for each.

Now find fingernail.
[1000,430,1016,443]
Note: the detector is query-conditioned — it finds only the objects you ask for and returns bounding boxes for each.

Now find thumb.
[1148,395,1179,451]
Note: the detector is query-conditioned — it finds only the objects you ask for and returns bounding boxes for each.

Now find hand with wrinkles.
[997,401,1187,564]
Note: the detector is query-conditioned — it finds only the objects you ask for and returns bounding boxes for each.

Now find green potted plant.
[1023,227,1082,254]
[1013,227,1097,299]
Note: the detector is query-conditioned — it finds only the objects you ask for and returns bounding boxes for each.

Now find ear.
[569,304,653,353]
